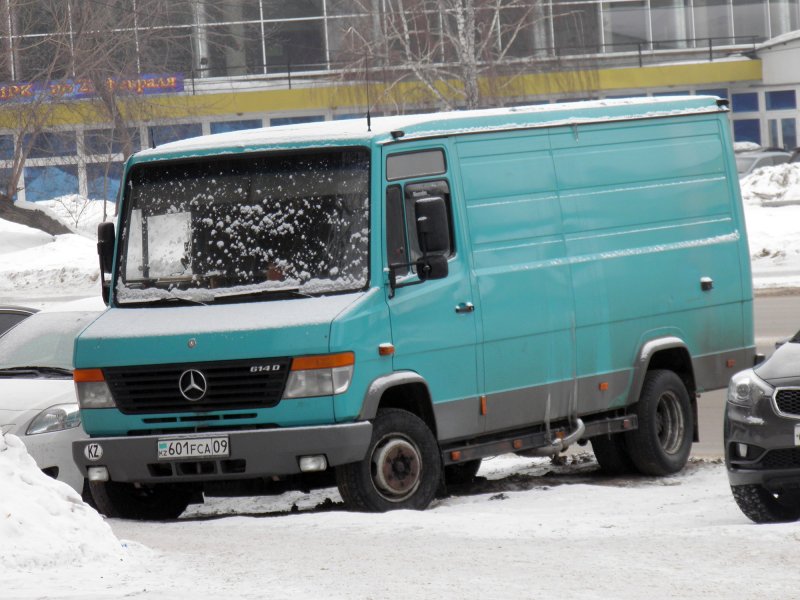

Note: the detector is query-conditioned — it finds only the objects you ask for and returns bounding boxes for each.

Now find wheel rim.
[371,434,422,502]
[656,390,685,455]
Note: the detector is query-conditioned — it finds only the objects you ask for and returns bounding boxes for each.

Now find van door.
[455,130,576,432]
[383,145,482,442]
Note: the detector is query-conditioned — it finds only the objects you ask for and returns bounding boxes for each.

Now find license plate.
[157,436,229,460]
[795,425,800,447]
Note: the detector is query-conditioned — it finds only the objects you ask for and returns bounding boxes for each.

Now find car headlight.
[283,352,355,399]
[26,403,81,435]
[73,369,116,408]
[728,369,774,407]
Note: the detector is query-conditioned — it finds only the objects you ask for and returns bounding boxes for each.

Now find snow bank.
[739,163,800,288]
[0,432,123,572]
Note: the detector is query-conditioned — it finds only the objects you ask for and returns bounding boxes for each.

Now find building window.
[210,119,263,134]
[24,165,79,202]
[733,0,768,43]
[85,128,140,156]
[24,132,77,159]
[270,115,325,126]
[733,119,762,145]
[0,135,13,161]
[765,90,797,110]
[698,88,729,99]
[604,1,649,52]
[149,123,202,147]
[87,163,124,201]
[732,92,759,112]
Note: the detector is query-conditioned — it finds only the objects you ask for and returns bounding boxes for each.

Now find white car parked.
[0,297,106,497]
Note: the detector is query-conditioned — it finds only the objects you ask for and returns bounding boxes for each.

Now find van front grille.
[775,388,800,416]
[104,358,290,415]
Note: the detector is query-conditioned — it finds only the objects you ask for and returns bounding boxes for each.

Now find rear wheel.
[444,459,482,485]
[591,434,636,475]
[89,480,192,520]
[731,484,800,524]
[337,408,441,512]
[625,369,693,476]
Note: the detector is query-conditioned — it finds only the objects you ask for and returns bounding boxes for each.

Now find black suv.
[726,336,800,522]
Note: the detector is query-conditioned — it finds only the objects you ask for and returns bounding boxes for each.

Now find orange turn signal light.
[291,352,355,371]
[73,369,105,383]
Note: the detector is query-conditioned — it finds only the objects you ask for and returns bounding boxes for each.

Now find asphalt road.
[693,292,800,457]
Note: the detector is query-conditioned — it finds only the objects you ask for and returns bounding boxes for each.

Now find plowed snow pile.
[0,432,123,572]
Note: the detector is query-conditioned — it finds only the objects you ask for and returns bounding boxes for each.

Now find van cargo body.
[73,96,755,518]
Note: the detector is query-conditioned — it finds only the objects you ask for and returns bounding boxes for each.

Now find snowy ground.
[3,169,800,599]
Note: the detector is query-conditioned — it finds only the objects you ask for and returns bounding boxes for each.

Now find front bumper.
[725,398,800,492]
[73,421,372,485]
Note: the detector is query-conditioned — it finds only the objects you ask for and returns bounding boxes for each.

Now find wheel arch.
[358,371,438,438]
[628,337,698,441]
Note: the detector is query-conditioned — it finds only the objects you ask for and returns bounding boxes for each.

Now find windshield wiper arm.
[215,287,313,301]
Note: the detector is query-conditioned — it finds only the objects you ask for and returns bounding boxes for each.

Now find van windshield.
[115,148,370,305]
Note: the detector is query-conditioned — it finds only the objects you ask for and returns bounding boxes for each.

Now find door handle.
[455,302,475,314]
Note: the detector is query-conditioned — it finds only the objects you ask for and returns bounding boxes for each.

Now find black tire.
[444,459,482,485]
[731,484,800,524]
[591,434,636,475]
[625,369,693,476]
[89,480,192,520]
[336,408,442,512]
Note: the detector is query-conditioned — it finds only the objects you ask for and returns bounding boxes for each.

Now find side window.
[385,177,455,275]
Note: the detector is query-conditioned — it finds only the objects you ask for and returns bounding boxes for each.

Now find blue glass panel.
[24,132,77,158]
[24,165,79,201]
[150,123,202,147]
[782,118,797,150]
[85,129,140,155]
[698,88,728,99]
[210,119,262,134]
[733,119,761,145]
[87,162,123,201]
[0,135,13,160]
[766,90,797,110]
[270,115,324,126]
[732,92,759,112]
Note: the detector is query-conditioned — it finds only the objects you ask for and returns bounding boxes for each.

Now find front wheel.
[89,480,192,520]
[731,484,800,523]
[625,369,693,476]
[337,408,442,512]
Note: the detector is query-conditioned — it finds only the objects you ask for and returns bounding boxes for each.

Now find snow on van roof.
[135,95,722,160]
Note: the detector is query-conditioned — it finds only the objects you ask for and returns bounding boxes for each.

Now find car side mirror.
[416,254,448,282]
[414,196,450,255]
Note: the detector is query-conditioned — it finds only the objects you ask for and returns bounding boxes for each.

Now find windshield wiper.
[0,366,73,378]
[215,287,314,302]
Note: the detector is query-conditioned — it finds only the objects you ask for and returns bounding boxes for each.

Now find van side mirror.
[415,196,450,255]
[97,222,115,305]
[416,254,448,281]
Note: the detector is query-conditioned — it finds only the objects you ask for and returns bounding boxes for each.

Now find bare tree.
[333,0,599,113]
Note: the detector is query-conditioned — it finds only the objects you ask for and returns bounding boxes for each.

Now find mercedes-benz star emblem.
[179,369,208,402]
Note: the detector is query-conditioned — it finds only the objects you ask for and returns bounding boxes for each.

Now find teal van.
[73,96,755,518]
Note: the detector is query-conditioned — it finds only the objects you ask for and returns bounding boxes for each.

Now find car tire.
[731,484,800,524]
[591,433,636,475]
[444,458,482,486]
[90,480,192,520]
[337,408,441,512]
[625,369,693,476]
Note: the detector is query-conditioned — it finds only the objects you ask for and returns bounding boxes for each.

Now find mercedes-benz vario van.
[73,96,755,518]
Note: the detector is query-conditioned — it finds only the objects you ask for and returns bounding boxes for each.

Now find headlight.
[727,370,774,407]
[73,369,116,409]
[26,403,81,435]
[283,352,355,399]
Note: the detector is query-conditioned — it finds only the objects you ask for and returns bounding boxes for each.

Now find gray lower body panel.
[73,422,372,484]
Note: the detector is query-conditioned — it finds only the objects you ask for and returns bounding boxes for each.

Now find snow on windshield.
[117,148,370,303]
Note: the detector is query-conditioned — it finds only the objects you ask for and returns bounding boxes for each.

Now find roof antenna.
[365,52,371,132]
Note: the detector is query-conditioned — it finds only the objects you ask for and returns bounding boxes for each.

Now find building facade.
[1,0,798,203]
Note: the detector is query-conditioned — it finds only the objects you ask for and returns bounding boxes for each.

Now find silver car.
[736,150,791,179]
[0,297,105,496]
